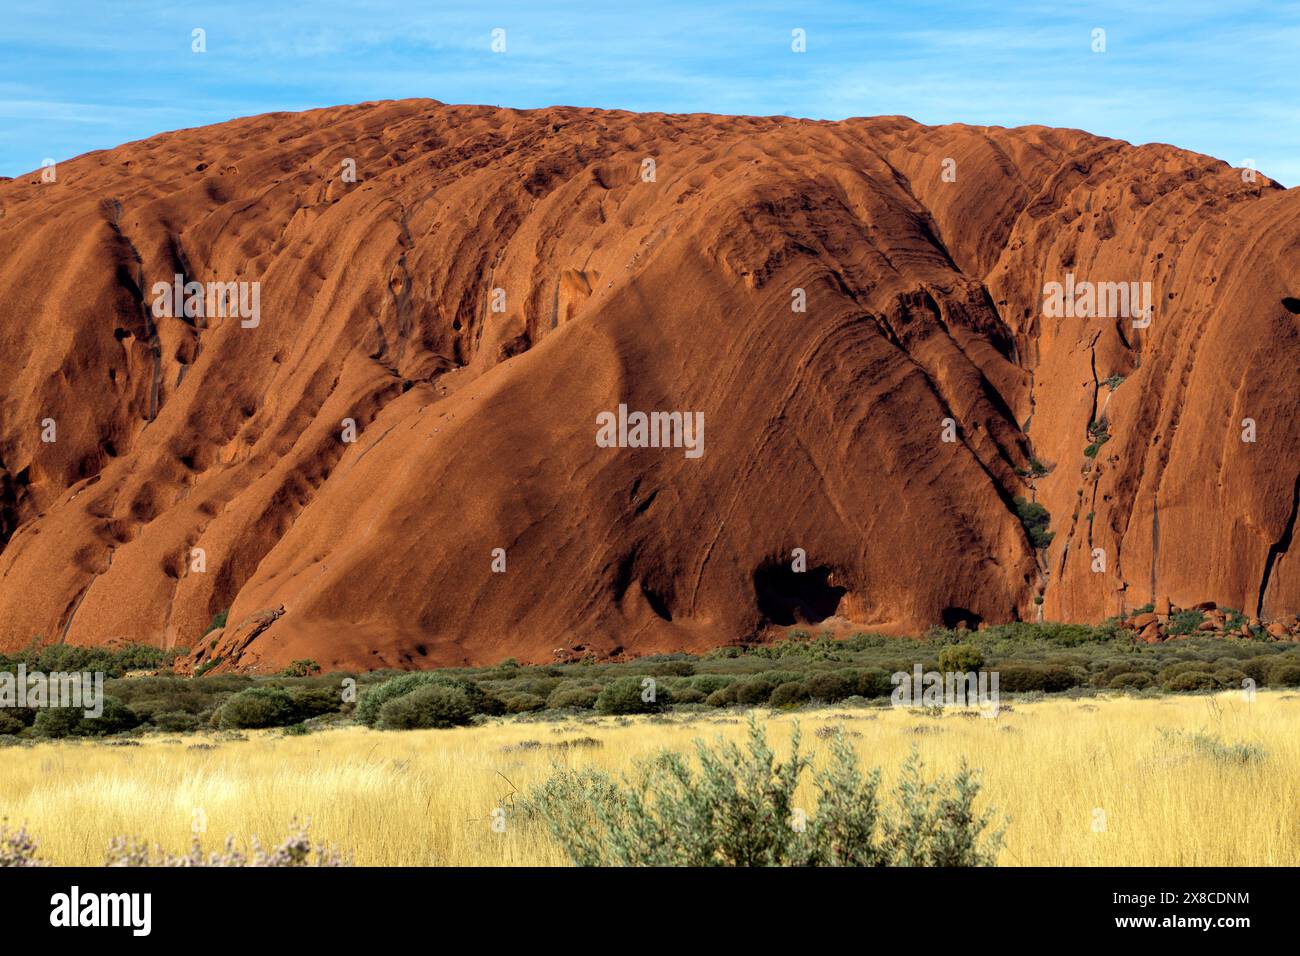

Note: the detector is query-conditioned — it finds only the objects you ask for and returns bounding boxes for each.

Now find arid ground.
[5,691,1296,867]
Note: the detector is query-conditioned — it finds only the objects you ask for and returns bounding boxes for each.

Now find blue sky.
[2,0,1296,184]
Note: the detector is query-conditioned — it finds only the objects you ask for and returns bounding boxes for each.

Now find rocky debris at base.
[1117,600,1300,644]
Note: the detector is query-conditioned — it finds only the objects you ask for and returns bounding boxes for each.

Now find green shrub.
[648,660,695,677]
[521,718,1004,866]
[204,610,228,635]
[217,687,297,729]
[1235,657,1271,686]
[939,644,985,673]
[288,686,342,721]
[854,667,894,698]
[356,674,500,727]
[1269,664,1300,687]
[769,682,810,707]
[0,709,33,735]
[1013,497,1054,549]
[501,692,547,714]
[152,711,202,733]
[671,687,707,705]
[279,659,321,677]
[995,664,1078,693]
[705,688,732,707]
[595,677,670,715]
[34,697,139,738]
[547,684,601,710]
[687,675,735,696]
[1162,671,1221,692]
[1222,608,1248,631]
[1107,672,1152,690]
[1095,661,1156,685]
[1167,610,1205,637]
[377,684,476,729]
[805,672,853,702]
[732,677,777,706]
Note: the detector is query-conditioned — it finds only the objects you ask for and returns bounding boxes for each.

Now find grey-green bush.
[769,682,810,707]
[500,692,547,714]
[377,683,476,729]
[357,673,501,726]
[34,697,139,738]
[547,684,601,710]
[521,718,1003,866]
[595,676,671,715]
[1268,663,1300,687]
[939,644,985,673]
[804,672,853,702]
[217,687,297,729]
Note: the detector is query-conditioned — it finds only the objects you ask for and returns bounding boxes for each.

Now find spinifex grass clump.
[521,717,1004,866]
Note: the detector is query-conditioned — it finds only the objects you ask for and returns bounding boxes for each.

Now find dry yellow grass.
[3,690,1297,866]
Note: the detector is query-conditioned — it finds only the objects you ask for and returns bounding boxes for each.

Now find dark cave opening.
[753,560,846,626]
[941,606,983,630]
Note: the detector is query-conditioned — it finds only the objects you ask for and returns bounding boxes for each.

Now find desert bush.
[734,677,777,706]
[769,682,810,707]
[279,659,321,677]
[356,673,501,726]
[687,675,735,696]
[1158,660,1204,678]
[995,664,1079,693]
[1108,672,1153,690]
[0,709,34,734]
[595,676,671,715]
[288,686,342,721]
[854,667,894,698]
[805,672,854,702]
[647,660,695,677]
[1095,661,1156,686]
[1162,671,1221,692]
[1013,497,1054,549]
[939,644,985,673]
[1212,667,1247,688]
[671,687,707,705]
[151,711,202,733]
[521,718,1003,866]
[490,676,562,699]
[217,687,297,729]
[1269,664,1300,687]
[546,683,601,710]
[1167,610,1205,637]
[500,692,547,714]
[377,684,476,729]
[33,697,139,738]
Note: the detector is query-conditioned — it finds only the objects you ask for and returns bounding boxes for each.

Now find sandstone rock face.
[0,101,1296,670]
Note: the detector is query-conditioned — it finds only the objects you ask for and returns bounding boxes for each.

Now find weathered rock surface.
[0,101,1296,670]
